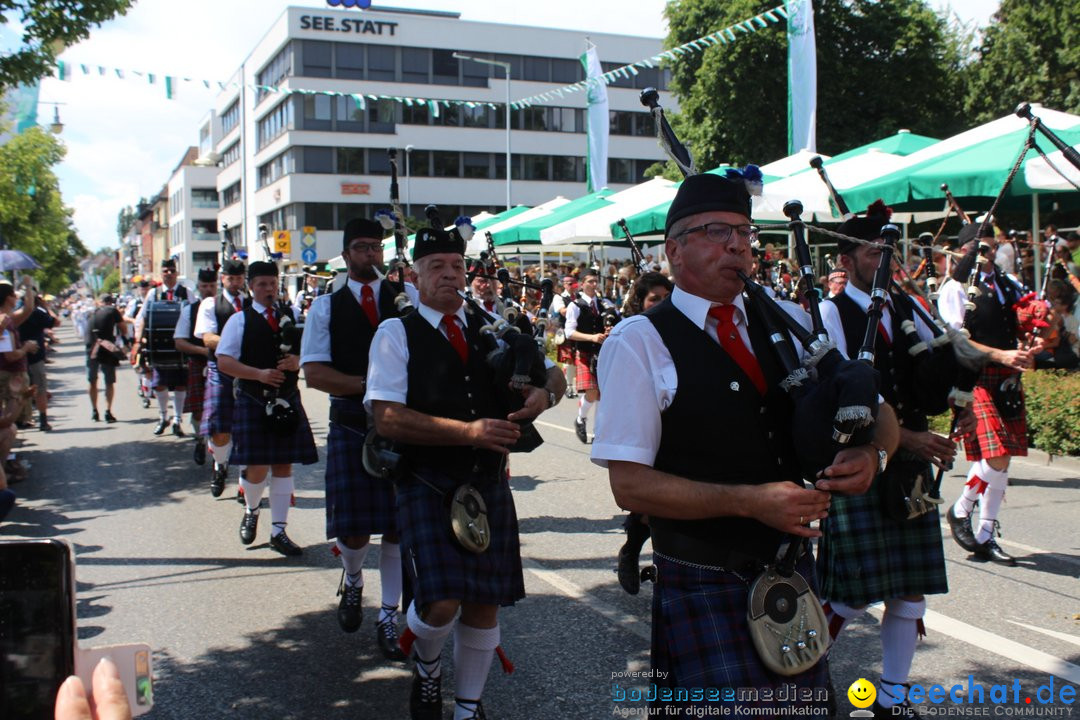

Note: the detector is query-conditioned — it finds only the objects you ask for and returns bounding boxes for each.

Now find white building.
[207,5,676,264]
[166,147,222,277]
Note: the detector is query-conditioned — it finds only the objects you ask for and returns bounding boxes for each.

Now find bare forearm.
[302,362,365,396]
[174,339,208,357]
[203,333,221,351]
[608,460,754,520]
[215,355,262,382]
[373,401,470,447]
[544,366,567,399]
[873,402,900,457]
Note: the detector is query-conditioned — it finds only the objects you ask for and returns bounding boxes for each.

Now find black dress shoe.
[193,439,206,465]
[91,409,100,422]
[239,509,258,545]
[574,417,588,444]
[337,579,362,633]
[211,466,227,497]
[972,536,1017,566]
[616,541,640,595]
[947,505,977,552]
[172,421,185,437]
[410,664,443,720]
[104,410,117,424]
[564,388,577,399]
[153,419,168,436]
[269,530,303,556]
[376,617,407,660]
[141,396,150,409]
[453,699,486,720]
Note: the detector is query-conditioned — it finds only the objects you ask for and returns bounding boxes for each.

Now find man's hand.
[507,385,548,422]
[901,430,957,470]
[743,481,831,538]
[22,340,39,355]
[996,347,1035,370]
[277,354,300,372]
[54,657,132,720]
[951,405,976,438]
[816,446,878,495]
[464,418,521,454]
[593,332,606,344]
[259,368,285,387]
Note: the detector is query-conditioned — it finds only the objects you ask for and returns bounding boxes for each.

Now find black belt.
[329,406,367,431]
[651,529,780,574]
[238,379,298,398]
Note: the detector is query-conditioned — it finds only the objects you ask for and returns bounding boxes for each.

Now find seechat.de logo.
[327,0,372,8]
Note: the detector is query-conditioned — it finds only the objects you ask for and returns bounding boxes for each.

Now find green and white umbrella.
[490,190,614,249]
[539,178,678,247]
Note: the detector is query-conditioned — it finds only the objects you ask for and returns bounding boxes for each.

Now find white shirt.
[590,286,811,468]
[995,243,1017,276]
[194,289,244,339]
[936,277,967,330]
[216,299,274,360]
[564,293,602,336]
[818,283,935,357]
[172,300,195,341]
[299,278,419,365]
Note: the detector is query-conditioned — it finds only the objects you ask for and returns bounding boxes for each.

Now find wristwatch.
[870,443,888,473]
[546,390,557,408]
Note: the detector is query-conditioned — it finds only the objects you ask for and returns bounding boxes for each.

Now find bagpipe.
[262,310,303,435]
[469,232,546,338]
[373,148,417,316]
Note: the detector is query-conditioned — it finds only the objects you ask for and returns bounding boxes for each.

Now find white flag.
[787,0,817,154]
[580,43,609,192]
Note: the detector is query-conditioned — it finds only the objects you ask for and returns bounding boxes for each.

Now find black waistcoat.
[965,271,1018,351]
[646,296,801,562]
[402,307,504,478]
[207,293,243,362]
[328,281,399,398]
[155,285,188,303]
[828,291,927,432]
[186,301,204,348]
[239,305,298,396]
[573,295,603,354]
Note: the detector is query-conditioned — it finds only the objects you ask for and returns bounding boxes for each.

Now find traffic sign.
[301,247,317,264]
[301,226,316,248]
[274,231,291,254]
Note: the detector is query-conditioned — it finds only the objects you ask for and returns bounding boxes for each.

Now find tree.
[0,0,134,90]
[661,0,969,171]
[116,203,138,242]
[964,0,1080,124]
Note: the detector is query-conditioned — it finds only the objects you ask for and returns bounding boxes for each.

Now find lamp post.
[404,144,414,217]
[452,53,512,211]
[38,101,65,134]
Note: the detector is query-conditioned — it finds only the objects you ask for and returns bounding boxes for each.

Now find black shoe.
[453,699,486,720]
[153,419,168,436]
[91,409,100,422]
[972,536,1017,566]
[104,410,117,424]
[376,616,406,661]
[172,421,185,437]
[337,577,362,633]
[947,505,977,552]
[616,541,641,595]
[193,439,206,465]
[39,420,52,432]
[239,509,258,545]
[564,388,577,399]
[410,664,443,720]
[211,466,227,497]
[269,530,303,556]
[574,417,588,444]
[141,397,150,409]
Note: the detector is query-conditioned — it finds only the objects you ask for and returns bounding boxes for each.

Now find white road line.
[1006,620,1080,649]
[938,521,1080,569]
[535,420,574,435]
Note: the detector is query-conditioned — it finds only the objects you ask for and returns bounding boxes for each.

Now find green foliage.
[0,0,134,90]
[101,267,119,294]
[1022,369,1080,457]
[964,1,1080,124]
[662,0,969,168]
[116,204,138,242]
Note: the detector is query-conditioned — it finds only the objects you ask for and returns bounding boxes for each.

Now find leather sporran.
[993,374,1024,421]
[746,566,829,676]
[879,455,942,523]
[450,484,490,554]
[263,397,300,435]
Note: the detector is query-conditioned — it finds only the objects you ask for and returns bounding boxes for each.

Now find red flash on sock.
[917,619,927,639]
[330,544,341,557]
[399,627,416,657]
[496,645,514,674]
[965,476,988,494]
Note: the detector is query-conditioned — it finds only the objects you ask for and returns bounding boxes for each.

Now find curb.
[1016,447,1080,473]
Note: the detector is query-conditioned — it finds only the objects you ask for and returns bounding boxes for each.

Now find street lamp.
[39,102,65,134]
[404,144,414,217]
[452,52,512,211]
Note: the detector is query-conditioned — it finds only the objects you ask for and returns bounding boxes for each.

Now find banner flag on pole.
[580,41,609,192]
[786,0,817,154]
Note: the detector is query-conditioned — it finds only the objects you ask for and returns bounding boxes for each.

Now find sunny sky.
[18,0,1001,252]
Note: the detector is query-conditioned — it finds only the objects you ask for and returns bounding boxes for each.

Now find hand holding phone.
[55,658,132,720]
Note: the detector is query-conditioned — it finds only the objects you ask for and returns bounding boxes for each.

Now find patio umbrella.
[0,249,40,271]
[490,190,614,247]
[540,178,678,247]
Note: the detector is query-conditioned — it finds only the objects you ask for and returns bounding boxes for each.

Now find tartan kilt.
[231,390,318,467]
[325,398,397,538]
[651,552,829,710]
[150,364,188,390]
[816,458,948,605]
[398,468,525,609]
[183,356,207,418]
[199,364,235,437]
[574,349,597,391]
[963,366,1028,461]
[556,341,576,365]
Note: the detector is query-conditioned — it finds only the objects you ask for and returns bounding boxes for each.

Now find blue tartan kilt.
[325,399,397,539]
[183,356,207,418]
[150,365,188,390]
[199,364,235,437]
[816,461,948,605]
[231,390,318,467]
[651,552,829,710]
[398,468,525,609]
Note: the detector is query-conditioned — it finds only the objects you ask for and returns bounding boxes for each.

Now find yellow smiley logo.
[847,678,877,709]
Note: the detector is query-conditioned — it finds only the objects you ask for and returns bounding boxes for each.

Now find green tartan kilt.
[816,462,948,605]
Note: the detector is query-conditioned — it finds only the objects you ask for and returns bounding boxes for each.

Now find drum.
[144,301,184,368]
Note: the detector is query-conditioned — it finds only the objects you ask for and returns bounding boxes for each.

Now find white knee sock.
[379,541,402,617]
[407,602,454,678]
[172,391,186,421]
[453,623,500,720]
[823,600,866,641]
[878,598,926,708]
[953,460,988,517]
[577,397,593,421]
[975,465,1008,544]
[268,473,294,536]
[156,391,169,420]
[211,439,232,469]
[240,476,266,512]
[337,539,370,588]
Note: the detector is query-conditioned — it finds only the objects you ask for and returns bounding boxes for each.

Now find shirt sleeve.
[172,304,192,340]
[364,319,410,412]
[299,295,333,365]
[937,280,967,330]
[564,301,581,335]
[818,300,850,359]
[193,297,217,339]
[215,312,245,359]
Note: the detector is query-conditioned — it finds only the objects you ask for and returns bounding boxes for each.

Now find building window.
[334,96,365,132]
[402,103,429,126]
[221,141,241,168]
[432,49,459,85]
[462,105,491,129]
[257,150,295,187]
[304,146,334,174]
[368,99,395,133]
[305,203,336,230]
[192,220,218,236]
[256,98,295,149]
[461,54,490,88]
[193,251,218,269]
[367,45,395,81]
[402,47,429,84]
[257,206,294,232]
[551,58,579,83]
[302,94,332,131]
[432,151,459,178]
[191,189,219,209]
[432,104,460,127]
[336,147,365,175]
[408,149,430,177]
[221,182,241,208]
[523,56,550,82]
[608,157,635,184]
[256,43,293,102]
[602,62,634,89]
[610,110,633,136]
[336,43,364,80]
[221,100,240,135]
[338,203,370,226]
[368,150,391,175]
[522,154,550,181]
[521,107,547,132]
[302,40,332,78]
[462,152,490,179]
[553,156,584,182]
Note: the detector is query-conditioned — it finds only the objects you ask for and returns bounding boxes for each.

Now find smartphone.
[0,538,76,720]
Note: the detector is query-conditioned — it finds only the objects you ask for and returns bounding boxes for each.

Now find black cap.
[101,293,115,304]
[665,168,760,236]
[161,258,177,270]
[957,222,995,247]
[412,227,465,261]
[197,268,218,282]
[836,200,893,253]
[222,259,245,276]
[342,217,385,251]
[247,261,278,281]
[138,279,151,288]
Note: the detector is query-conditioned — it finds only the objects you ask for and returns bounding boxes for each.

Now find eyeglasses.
[161,268,177,273]
[677,222,758,244]
[347,242,384,253]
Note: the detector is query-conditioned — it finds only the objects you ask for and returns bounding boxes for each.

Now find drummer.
[133,258,191,436]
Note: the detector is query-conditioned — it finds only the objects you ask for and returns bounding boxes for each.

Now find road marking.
[1006,620,1080,649]
[521,557,651,642]
[938,522,1080,569]
[535,420,574,435]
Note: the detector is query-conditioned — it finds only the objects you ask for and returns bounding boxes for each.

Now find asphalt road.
[3,323,1078,719]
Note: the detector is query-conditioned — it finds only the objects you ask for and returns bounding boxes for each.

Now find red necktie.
[166,289,174,301]
[708,304,767,395]
[875,300,892,347]
[233,295,243,313]
[264,307,280,332]
[484,301,495,313]
[360,284,379,327]
[442,315,468,364]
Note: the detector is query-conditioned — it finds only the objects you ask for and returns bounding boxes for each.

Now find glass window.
[221,100,240,135]
[432,49,459,85]
[402,103,429,125]
[461,54,492,88]
[338,204,368,228]
[523,155,549,180]
[550,107,575,133]
[523,56,550,82]
[221,142,241,167]
[408,149,430,177]
[368,150,391,175]
[634,66,659,90]
[303,95,332,131]
[192,219,218,235]
[368,99,395,133]
[635,159,653,183]
[334,96,365,132]
[552,156,582,182]
[433,151,459,177]
[522,107,547,132]
[336,147,365,175]
[303,41,332,78]
[463,153,490,179]
[367,45,395,81]
[402,47,429,84]
[493,54,522,80]
[336,43,364,80]
[304,146,334,173]
[222,182,241,207]
[634,112,655,137]
[432,104,460,127]
[256,98,294,149]
[305,203,335,230]
[257,43,293,102]
[609,110,633,136]
[551,58,579,83]
[608,157,634,184]
[462,105,490,128]
[602,61,633,89]
[191,189,219,208]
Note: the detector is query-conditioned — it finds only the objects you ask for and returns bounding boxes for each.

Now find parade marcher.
[174,268,218,465]
[19,294,59,431]
[564,268,612,444]
[133,259,189,436]
[366,221,566,720]
[301,217,418,656]
[592,172,892,712]
[195,259,247,497]
[940,223,1041,566]
[86,294,125,423]
[817,202,974,718]
[550,275,577,398]
[216,261,317,557]
[827,269,848,298]
[127,279,152,407]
